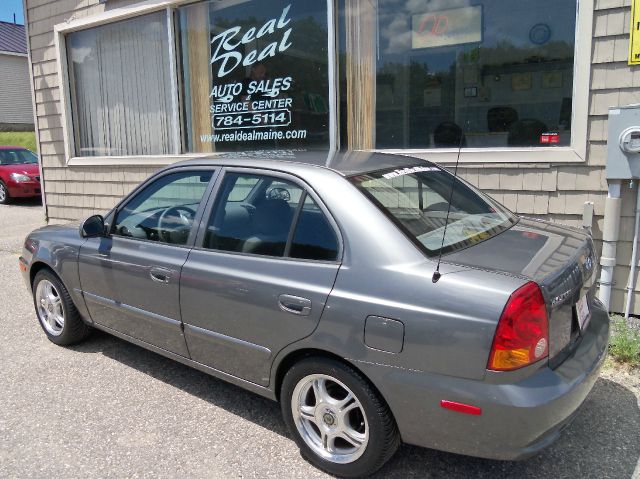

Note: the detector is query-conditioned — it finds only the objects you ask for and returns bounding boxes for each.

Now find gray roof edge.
[0,21,28,55]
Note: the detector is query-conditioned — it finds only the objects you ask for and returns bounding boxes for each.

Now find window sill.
[66,153,217,167]
[65,147,586,167]
[373,147,586,165]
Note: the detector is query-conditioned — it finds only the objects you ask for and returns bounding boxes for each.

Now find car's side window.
[204,172,304,256]
[290,196,339,261]
[114,171,213,245]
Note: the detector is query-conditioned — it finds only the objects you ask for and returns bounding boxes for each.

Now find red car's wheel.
[0,180,10,204]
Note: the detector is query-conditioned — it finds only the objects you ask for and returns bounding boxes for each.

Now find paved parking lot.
[0,201,639,478]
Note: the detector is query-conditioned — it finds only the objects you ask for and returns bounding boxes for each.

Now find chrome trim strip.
[83,291,181,327]
[184,323,272,357]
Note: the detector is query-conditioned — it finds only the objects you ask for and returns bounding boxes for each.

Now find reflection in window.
[205,173,304,256]
[290,196,339,261]
[350,166,517,255]
[114,172,212,245]
[178,0,330,153]
[339,0,576,149]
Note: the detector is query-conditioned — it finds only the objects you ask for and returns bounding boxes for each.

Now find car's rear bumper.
[354,301,609,460]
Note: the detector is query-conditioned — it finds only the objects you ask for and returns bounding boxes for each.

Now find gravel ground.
[0,200,639,478]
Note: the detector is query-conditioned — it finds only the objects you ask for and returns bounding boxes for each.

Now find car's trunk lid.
[445,217,597,365]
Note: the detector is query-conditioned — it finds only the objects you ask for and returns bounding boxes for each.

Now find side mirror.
[80,215,106,238]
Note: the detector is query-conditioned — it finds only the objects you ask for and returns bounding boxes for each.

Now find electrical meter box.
[606,104,640,179]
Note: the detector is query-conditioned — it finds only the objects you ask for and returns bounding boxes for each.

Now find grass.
[0,132,37,151]
[609,315,640,368]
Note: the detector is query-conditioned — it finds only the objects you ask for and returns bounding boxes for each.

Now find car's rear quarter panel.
[296,169,527,380]
[316,262,526,380]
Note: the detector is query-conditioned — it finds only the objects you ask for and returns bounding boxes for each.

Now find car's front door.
[78,169,215,356]
[180,169,342,386]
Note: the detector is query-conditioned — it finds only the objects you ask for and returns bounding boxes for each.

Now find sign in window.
[411,6,483,50]
[178,0,330,153]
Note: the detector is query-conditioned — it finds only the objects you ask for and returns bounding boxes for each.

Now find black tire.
[0,180,10,205]
[32,269,91,345]
[281,357,400,478]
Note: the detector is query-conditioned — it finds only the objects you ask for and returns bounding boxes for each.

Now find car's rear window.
[349,164,518,256]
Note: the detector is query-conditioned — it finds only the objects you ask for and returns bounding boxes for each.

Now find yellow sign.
[630,0,640,64]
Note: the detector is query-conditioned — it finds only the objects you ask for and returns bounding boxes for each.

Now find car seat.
[242,199,293,256]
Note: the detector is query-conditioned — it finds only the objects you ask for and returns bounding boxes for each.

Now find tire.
[281,357,400,478]
[32,269,91,346]
[0,180,10,204]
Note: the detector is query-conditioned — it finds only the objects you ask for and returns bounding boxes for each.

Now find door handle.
[149,267,172,284]
[278,294,312,316]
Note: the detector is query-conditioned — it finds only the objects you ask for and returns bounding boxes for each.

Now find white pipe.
[599,181,622,312]
[625,183,640,318]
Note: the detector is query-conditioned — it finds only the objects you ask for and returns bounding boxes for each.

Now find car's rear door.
[180,168,342,386]
[78,168,216,356]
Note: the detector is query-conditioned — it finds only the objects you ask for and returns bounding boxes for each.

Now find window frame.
[358,0,593,164]
[107,166,219,248]
[56,5,185,163]
[54,0,339,165]
[53,0,592,165]
[193,167,343,263]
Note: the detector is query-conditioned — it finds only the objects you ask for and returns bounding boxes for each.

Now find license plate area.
[575,293,591,332]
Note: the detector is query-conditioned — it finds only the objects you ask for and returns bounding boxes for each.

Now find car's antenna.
[432,126,465,284]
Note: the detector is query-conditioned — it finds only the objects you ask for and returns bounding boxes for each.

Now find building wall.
[0,52,34,127]
[24,0,640,313]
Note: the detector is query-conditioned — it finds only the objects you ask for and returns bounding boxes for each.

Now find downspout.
[598,181,622,312]
[625,182,640,317]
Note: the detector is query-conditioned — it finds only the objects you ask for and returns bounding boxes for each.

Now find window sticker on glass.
[179,1,330,152]
[382,166,439,179]
[411,6,483,49]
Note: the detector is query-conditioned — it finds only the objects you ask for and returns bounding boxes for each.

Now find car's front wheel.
[0,180,10,204]
[281,357,400,478]
[33,269,91,345]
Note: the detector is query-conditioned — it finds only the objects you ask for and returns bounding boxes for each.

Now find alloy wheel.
[291,374,369,464]
[36,279,65,336]
[0,183,6,202]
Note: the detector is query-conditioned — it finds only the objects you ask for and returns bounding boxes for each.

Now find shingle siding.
[23,0,640,312]
[0,53,34,126]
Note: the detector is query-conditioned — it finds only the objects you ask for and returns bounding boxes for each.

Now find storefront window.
[178,0,330,153]
[339,0,577,150]
[66,12,176,157]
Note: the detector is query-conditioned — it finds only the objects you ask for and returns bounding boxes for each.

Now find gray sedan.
[19,152,608,478]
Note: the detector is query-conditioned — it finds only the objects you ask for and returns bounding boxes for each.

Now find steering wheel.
[157,205,196,243]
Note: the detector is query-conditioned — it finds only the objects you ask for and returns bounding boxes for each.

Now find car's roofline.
[161,150,431,177]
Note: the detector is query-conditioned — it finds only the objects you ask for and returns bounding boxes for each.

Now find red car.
[0,146,41,204]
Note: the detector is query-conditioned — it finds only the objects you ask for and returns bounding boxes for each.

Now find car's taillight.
[488,281,549,371]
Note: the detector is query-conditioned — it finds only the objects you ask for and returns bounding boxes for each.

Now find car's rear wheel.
[0,181,10,204]
[33,269,91,345]
[281,357,400,478]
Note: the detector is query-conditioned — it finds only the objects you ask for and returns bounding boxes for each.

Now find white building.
[0,21,34,130]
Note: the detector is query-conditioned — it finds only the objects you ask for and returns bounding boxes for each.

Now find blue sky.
[0,0,25,25]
